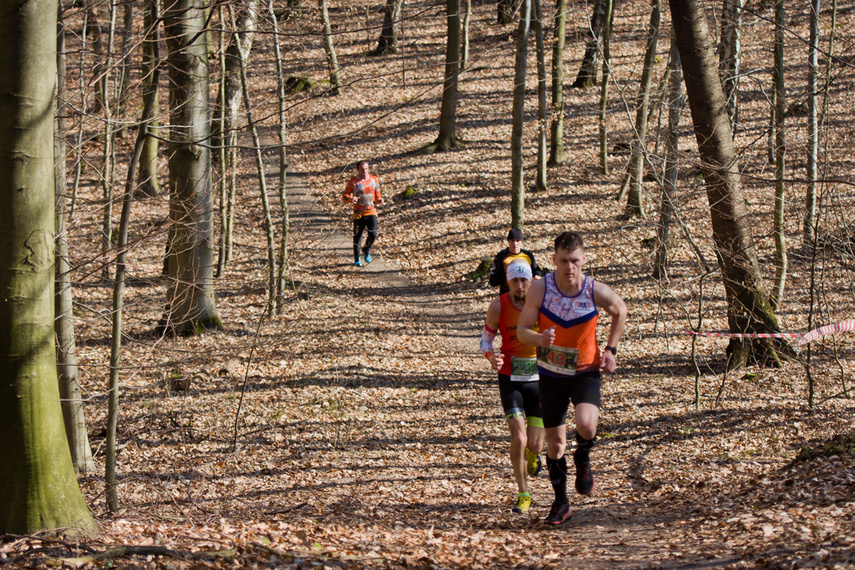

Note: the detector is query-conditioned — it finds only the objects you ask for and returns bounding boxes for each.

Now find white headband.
[506,261,532,282]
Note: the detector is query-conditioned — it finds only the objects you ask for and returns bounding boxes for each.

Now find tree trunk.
[214,0,258,146]
[668,0,791,369]
[320,0,342,94]
[269,0,291,314]
[598,0,613,173]
[571,0,607,88]
[533,0,547,192]
[100,1,116,280]
[719,0,742,133]
[498,0,514,24]
[425,0,463,152]
[772,0,786,309]
[106,18,162,510]
[162,0,223,336]
[373,0,404,56]
[621,0,661,219]
[654,33,682,279]
[55,4,95,474]
[462,0,471,69]
[511,0,531,230]
[0,0,98,536]
[137,0,161,197]
[548,0,567,166]
[233,4,278,317]
[803,0,820,246]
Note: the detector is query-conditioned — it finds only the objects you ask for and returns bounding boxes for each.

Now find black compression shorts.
[538,369,601,429]
[497,374,542,425]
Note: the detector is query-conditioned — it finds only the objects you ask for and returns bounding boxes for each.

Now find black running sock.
[574,432,596,464]
[546,455,569,504]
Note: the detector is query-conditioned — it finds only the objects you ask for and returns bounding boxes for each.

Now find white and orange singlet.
[537,273,600,377]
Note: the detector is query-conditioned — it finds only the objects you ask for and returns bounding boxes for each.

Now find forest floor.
[4,0,855,567]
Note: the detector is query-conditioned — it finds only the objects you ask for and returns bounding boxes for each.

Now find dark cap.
[508,228,524,241]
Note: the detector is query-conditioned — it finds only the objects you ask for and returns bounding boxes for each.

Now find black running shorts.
[497,373,542,423]
[538,369,601,429]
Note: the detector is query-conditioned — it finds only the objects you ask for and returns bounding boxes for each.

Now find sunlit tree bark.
[669,0,791,368]
[320,0,342,94]
[719,0,742,132]
[162,0,223,335]
[0,0,98,535]
[424,0,463,152]
[373,0,403,55]
[511,0,531,229]
[548,0,567,166]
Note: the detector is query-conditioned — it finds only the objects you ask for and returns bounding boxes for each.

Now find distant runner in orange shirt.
[481,260,545,515]
[343,160,383,267]
[518,231,627,526]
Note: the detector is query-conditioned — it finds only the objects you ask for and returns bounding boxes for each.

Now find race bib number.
[537,345,579,376]
[510,356,538,382]
[358,192,374,206]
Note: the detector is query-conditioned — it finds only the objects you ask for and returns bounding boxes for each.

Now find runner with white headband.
[480,259,545,515]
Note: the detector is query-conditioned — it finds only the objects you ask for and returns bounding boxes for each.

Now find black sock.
[574,431,596,464]
[546,455,569,504]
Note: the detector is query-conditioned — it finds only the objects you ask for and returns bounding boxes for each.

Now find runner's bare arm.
[481,298,503,370]
[517,278,553,348]
[593,281,627,373]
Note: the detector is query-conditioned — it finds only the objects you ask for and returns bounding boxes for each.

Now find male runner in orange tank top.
[481,260,545,515]
[517,231,627,525]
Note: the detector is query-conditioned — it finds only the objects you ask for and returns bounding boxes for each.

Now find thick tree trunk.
[425,0,463,152]
[162,0,223,335]
[0,0,98,535]
[56,5,95,474]
[668,0,791,369]
[373,0,403,55]
[511,0,531,230]
[572,0,608,88]
[548,0,567,166]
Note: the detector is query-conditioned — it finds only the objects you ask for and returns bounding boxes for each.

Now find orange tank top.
[498,293,538,378]
[537,273,600,376]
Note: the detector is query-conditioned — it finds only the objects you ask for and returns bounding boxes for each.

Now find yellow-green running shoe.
[512,494,531,514]
[525,447,542,477]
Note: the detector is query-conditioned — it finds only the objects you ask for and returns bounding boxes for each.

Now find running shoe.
[512,494,531,514]
[545,501,571,525]
[364,253,372,264]
[574,459,595,495]
[354,259,362,267]
[525,448,542,477]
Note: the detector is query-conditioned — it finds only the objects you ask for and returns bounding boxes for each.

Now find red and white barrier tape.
[684,319,855,346]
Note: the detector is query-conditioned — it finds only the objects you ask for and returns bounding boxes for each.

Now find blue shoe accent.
[354,260,362,267]
[364,253,372,264]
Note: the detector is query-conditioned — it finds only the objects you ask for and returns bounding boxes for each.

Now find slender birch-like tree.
[511,0,532,229]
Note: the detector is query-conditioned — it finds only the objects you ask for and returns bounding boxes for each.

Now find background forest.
[2,0,855,566]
